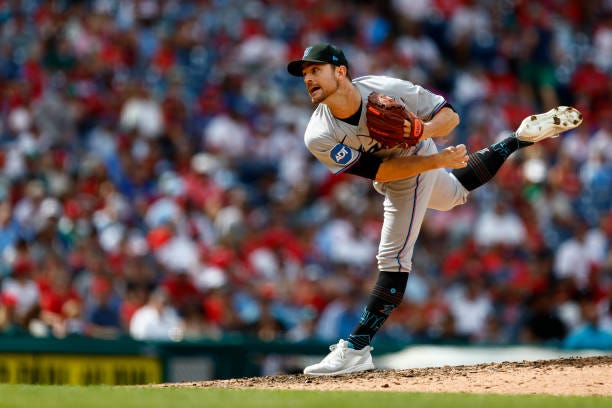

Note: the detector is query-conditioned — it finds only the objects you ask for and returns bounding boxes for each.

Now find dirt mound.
[158,356,612,396]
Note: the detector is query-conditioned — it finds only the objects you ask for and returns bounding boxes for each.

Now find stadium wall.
[0,336,609,385]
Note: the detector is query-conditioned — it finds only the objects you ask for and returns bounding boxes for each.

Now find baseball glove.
[365,92,424,148]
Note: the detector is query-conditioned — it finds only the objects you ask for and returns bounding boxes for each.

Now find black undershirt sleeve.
[344,152,382,180]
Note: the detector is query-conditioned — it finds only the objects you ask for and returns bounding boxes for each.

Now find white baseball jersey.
[304,75,469,273]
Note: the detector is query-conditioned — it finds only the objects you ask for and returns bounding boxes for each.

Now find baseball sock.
[347,271,408,350]
[451,134,532,191]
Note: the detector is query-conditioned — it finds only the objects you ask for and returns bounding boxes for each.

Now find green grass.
[0,384,609,408]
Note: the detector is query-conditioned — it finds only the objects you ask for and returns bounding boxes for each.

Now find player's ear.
[335,65,347,79]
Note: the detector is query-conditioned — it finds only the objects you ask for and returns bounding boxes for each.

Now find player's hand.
[403,119,423,143]
[436,144,469,169]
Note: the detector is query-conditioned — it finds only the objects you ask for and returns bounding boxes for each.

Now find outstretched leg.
[452,106,583,191]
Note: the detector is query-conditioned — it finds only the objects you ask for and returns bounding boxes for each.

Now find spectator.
[181,300,221,340]
[553,219,602,290]
[589,112,612,162]
[563,298,612,350]
[592,12,612,72]
[246,296,287,342]
[1,257,40,328]
[520,293,567,344]
[446,280,493,341]
[202,108,251,160]
[600,300,612,333]
[0,200,20,256]
[473,201,527,248]
[119,282,149,332]
[129,287,185,341]
[38,261,83,338]
[315,288,364,343]
[0,293,20,334]
[118,85,164,139]
[160,267,201,316]
[84,276,122,339]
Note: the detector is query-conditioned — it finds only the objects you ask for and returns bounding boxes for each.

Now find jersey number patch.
[330,144,353,165]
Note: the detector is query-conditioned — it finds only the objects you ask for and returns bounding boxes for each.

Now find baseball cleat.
[303,339,375,376]
[515,106,583,143]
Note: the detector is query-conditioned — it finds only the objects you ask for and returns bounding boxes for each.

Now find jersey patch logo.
[330,144,353,165]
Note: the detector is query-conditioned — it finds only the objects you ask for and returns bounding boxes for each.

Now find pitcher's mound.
[156,355,611,396]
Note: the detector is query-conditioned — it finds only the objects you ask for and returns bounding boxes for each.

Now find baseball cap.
[287,43,349,77]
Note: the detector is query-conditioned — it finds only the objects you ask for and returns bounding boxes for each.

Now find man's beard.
[310,78,339,104]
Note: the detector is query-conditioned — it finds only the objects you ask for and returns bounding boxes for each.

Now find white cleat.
[516,106,583,143]
[303,339,375,376]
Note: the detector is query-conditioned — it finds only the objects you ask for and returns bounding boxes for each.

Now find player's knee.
[429,189,468,211]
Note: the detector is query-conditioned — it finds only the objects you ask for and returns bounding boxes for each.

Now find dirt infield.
[158,356,612,396]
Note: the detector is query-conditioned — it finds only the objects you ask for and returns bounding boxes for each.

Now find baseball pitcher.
[287,43,583,375]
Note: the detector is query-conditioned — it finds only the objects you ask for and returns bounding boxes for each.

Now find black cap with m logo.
[287,43,349,77]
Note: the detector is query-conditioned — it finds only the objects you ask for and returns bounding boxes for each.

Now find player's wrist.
[430,152,444,169]
[420,122,433,140]
[422,121,447,140]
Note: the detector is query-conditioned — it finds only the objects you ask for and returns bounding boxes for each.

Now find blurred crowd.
[0,0,611,352]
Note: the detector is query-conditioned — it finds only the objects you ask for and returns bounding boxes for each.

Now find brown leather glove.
[365,91,424,148]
